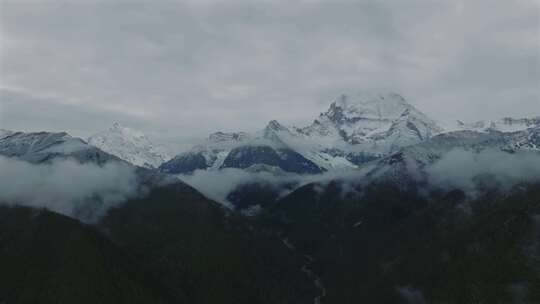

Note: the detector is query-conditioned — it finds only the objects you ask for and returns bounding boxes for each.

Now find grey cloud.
[179,148,540,208]
[0,155,137,222]
[178,167,368,208]
[426,148,540,197]
[0,89,198,153]
[1,0,539,142]
[178,168,298,208]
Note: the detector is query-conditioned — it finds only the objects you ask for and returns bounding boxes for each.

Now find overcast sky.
[1,0,539,149]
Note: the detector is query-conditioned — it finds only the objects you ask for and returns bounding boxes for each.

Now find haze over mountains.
[77,91,539,181]
[1,0,539,301]
[88,122,173,169]
[2,90,539,213]
[2,90,540,303]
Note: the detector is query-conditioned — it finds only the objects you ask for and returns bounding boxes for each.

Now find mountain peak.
[303,91,443,150]
[262,120,292,143]
[265,120,288,132]
[88,124,171,168]
[0,130,114,164]
[327,91,412,123]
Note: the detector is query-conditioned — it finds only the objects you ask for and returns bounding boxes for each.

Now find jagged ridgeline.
[1,91,540,304]
[0,132,315,304]
[159,92,445,174]
[79,92,539,177]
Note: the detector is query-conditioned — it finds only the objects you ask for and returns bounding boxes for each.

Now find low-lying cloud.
[427,149,540,197]
[0,156,137,221]
[178,168,298,208]
[178,167,369,208]
[180,148,540,208]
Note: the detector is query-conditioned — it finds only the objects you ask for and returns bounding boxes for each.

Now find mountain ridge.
[88,122,172,169]
[160,92,462,174]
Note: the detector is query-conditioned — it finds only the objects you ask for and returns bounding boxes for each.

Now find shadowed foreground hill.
[0,182,314,304]
[264,181,540,304]
[99,182,314,304]
[0,205,180,304]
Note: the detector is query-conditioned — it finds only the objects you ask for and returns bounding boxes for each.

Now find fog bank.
[427,149,540,196]
[0,156,137,221]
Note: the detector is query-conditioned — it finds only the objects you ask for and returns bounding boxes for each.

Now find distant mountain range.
[2,91,538,202]
[21,92,530,175]
[0,130,119,165]
[1,90,540,304]
[0,130,313,304]
[156,92,538,175]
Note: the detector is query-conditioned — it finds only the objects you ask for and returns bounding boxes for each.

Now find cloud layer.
[0,156,137,221]
[427,149,540,196]
[179,168,299,208]
[181,148,540,208]
[1,0,538,143]
[179,166,370,208]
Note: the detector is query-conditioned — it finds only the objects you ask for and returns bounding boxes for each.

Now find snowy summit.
[88,123,172,169]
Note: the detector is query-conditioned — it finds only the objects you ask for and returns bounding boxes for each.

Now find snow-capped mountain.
[0,129,185,193]
[88,123,172,169]
[161,92,442,174]
[504,125,540,151]
[160,131,252,174]
[220,145,323,174]
[364,126,540,189]
[162,91,540,176]
[0,130,119,164]
[264,92,444,170]
[161,128,325,175]
[453,117,540,133]
[301,92,443,148]
[162,91,444,174]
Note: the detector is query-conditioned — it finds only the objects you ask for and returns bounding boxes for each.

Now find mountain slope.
[0,130,119,165]
[255,126,540,303]
[220,145,324,174]
[160,131,250,174]
[302,92,442,148]
[364,127,540,188]
[0,205,182,304]
[0,129,317,304]
[454,116,540,133]
[88,123,171,169]
[272,92,444,170]
[264,179,540,304]
[99,182,316,304]
[162,91,445,174]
